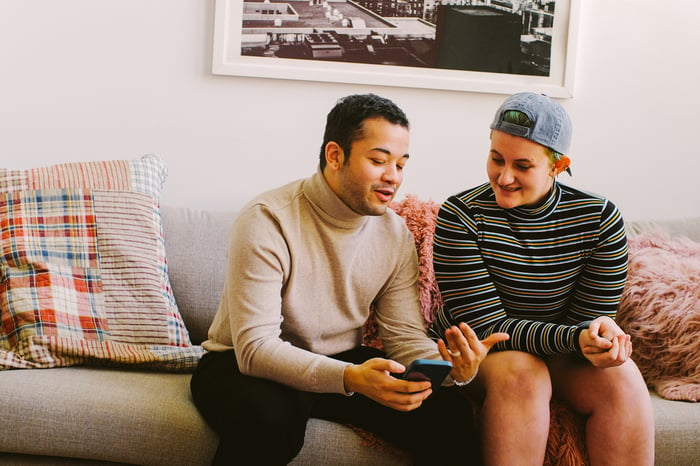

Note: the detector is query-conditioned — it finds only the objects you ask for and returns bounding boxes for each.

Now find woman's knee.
[550,357,651,418]
[482,351,551,400]
[599,360,651,407]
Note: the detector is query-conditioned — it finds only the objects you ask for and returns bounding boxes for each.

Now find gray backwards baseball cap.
[490,92,572,155]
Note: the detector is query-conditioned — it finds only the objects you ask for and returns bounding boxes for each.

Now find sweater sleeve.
[374,225,443,367]
[561,200,628,325]
[430,196,628,356]
[212,204,350,395]
[430,197,525,348]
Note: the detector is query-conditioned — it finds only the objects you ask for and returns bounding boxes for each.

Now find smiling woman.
[429,92,655,466]
[487,130,563,210]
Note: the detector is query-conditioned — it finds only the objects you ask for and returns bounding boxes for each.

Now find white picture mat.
[212,0,580,97]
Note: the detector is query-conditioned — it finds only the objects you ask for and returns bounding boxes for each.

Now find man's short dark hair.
[319,94,409,170]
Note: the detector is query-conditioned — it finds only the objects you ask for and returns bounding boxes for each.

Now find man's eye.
[491,157,505,165]
[372,159,386,165]
[397,164,405,171]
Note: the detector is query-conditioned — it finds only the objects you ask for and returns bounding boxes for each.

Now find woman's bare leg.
[547,355,654,466]
[468,351,552,466]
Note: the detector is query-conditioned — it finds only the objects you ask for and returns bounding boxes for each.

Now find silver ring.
[448,350,461,357]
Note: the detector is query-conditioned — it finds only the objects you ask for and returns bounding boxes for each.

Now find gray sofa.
[1,206,698,465]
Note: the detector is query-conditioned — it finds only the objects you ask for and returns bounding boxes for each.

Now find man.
[190,94,508,465]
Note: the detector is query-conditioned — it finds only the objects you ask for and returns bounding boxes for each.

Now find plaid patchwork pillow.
[0,154,203,371]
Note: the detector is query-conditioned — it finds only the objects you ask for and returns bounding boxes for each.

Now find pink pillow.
[618,231,700,401]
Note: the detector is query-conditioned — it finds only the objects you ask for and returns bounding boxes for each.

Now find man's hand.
[579,316,632,368]
[437,322,509,384]
[343,358,433,411]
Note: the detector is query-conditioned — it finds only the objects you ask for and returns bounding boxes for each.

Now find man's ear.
[553,156,571,175]
[325,141,344,170]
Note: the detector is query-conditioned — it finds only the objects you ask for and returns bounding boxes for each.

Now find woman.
[430,92,654,466]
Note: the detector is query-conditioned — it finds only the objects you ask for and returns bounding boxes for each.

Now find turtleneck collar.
[506,181,562,222]
[301,166,369,230]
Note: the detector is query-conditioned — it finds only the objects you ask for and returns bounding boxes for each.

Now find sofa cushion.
[291,419,409,466]
[0,155,202,371]
[160,206,237,345]
[0,365,410,466]
[628,217,700,243]
[0,367,217,465]
[618,231,700,401]
[650,391,700,464]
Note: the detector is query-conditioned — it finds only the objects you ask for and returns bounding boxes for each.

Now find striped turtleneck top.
[428,181,628,356]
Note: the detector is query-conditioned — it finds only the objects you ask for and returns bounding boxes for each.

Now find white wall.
[1,0,698,221]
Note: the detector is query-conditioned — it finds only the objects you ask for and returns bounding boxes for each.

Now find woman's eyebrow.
[490,149,534,163]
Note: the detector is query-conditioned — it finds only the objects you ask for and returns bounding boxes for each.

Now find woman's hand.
[437,322,509,384]
[579,316,632,368]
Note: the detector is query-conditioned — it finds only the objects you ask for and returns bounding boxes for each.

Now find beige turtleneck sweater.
[203,168,441,395]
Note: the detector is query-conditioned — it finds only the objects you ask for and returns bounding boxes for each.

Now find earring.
[554,156,571,175]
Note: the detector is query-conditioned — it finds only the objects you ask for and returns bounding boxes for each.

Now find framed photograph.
[212,0,580,97]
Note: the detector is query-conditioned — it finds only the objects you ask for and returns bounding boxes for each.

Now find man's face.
[487,130,555,210]
[327,117,409,216]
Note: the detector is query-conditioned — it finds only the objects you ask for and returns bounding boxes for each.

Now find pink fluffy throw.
[618,231,700,401]
[389,195,443,325]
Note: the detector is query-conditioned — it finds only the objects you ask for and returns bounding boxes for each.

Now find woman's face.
[487,130,555,210]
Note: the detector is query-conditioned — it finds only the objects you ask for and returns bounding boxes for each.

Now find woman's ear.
[553,156,571,175]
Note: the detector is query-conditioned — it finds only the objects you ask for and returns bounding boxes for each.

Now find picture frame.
[212,0,580,97]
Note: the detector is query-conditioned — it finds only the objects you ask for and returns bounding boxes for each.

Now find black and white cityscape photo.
[239,0,556,76]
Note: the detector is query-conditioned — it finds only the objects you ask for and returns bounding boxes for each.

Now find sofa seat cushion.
[0,366,410,466]
[651,391,700,465]
[292,419,410,466]
[0,367,217,466]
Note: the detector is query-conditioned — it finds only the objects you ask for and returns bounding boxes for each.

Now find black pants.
[190,347,480,465]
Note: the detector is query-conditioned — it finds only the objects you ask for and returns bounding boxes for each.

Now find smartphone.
[399,359,453,388]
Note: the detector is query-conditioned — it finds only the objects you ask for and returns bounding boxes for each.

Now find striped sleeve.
[563,199,628,325]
